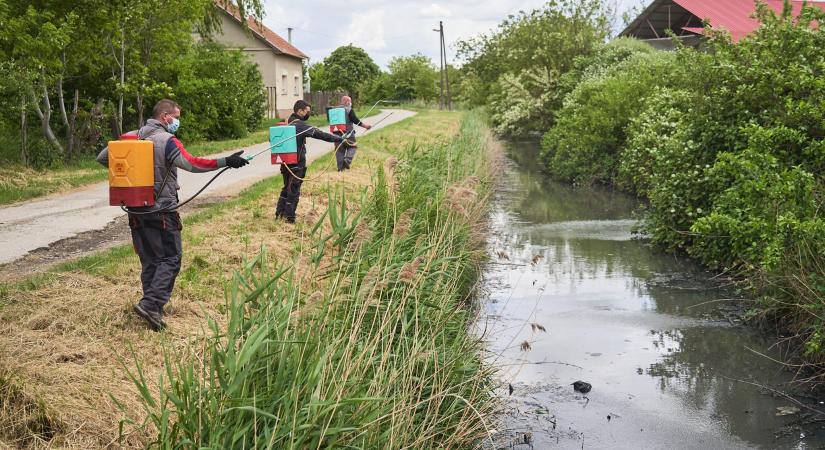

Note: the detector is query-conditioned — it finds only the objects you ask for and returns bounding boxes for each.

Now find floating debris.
[530,323,547,333]
[508,383,514,396]
[776,406,800,416]
[572,381,592,394]
[531,254,543,265]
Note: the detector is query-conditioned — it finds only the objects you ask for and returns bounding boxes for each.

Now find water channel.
[479,142,825,449]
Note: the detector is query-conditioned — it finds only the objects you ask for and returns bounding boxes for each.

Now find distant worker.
[333,95,371,171]
[96,99,249,331]
[276,100,347,223]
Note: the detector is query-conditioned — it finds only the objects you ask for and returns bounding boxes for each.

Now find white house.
[213,3,308,119]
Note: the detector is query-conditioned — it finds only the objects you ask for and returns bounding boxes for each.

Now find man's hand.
[225,151,249,168]
[363,123,372,130]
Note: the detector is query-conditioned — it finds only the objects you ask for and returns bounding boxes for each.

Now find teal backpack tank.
[269,125,299,165]
[327,107,346,126]
[270,125,297,153]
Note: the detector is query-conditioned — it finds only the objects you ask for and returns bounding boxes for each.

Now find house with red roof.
[213,3,309,118]
[620,0,825,49]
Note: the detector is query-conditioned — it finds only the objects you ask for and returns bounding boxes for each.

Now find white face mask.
[167,117,180,134]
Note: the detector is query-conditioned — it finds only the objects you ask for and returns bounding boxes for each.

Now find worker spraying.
[276,100,348,223]
[96,99,249,331]
[329,95,371,171]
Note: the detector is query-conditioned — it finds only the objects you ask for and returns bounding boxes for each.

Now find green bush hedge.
[170,43,265,142]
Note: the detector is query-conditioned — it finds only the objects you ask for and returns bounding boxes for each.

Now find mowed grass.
[0,109,492,448]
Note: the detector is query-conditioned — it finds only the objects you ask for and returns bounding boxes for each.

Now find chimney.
[287,27,293,44]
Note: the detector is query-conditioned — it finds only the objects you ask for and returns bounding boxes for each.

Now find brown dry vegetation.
[0,110,464,448]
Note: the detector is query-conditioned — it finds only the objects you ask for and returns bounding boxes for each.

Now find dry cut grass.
[0,109,465,448]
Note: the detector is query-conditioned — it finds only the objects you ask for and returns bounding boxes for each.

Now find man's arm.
[165,137,227,173]
[349,109,363,127]
[349,109,370,129]
[295,121,344,144]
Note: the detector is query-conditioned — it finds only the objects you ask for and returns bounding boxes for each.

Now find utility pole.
[441,22,451,110]
[433,22,444,110]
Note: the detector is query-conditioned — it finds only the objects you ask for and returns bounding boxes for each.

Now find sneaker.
[133,304,167,331]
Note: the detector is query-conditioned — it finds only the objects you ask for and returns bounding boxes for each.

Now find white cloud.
[261,0,647,67]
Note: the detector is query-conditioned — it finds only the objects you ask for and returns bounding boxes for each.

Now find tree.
[307,61,328,92]
[387,54,438,102]
[455,0,613,134]
[322,45,379,99]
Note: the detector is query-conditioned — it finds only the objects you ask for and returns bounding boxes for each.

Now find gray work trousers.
[335,133,357,171]
[128,212,183,314]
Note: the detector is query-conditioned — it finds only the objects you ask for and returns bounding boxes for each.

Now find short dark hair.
[152,99,179,119]
[293,100,310,112]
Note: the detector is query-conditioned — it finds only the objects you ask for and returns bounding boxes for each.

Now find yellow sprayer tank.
[108,135,155,207]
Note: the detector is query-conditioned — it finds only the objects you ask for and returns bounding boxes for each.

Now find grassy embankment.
[0,109,496,448]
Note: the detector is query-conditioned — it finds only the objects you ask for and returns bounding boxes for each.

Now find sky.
[261,0,647,68]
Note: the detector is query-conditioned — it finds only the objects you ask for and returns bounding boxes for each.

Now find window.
[294,75,299,96]
[281,75,287,96]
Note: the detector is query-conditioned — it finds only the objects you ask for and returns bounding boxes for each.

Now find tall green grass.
[124,111,495,448]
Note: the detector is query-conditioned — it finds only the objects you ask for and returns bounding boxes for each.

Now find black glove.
[225,151,249,168]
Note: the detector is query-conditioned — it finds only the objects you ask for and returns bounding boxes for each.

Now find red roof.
[216,3,308,59]
[673,0,824,41]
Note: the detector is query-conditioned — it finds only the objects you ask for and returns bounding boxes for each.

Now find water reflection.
[483,141,825,449]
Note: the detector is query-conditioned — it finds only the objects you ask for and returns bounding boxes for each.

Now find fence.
[265,86,279,119]
[303,91,347,115]
[265,89,348,119]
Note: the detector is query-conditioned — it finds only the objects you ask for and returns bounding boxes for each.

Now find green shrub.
[173,43,265,142]
[541,50,687,184]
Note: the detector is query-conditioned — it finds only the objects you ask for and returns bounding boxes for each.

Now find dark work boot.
[133,304,167,331]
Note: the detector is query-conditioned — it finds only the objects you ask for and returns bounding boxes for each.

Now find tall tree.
[387,54,438,102]
[322,45,379,99]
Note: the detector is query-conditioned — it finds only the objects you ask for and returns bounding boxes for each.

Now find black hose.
[121,167,231,215]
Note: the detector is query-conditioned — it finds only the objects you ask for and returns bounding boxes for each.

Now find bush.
[541,50,688,184]
[173,43,265,142]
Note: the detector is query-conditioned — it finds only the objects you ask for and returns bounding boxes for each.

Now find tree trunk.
[31,74,64,154]
[21,96,28,166]
[136,92,144,127]
[58,56,69,129]
[117,32,125,136]
[66,89,79,163]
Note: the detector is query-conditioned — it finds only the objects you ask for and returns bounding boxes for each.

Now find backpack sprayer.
[107,134,155,207]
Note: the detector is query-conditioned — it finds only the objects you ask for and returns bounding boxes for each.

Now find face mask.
[167,117,180,134]
[300,111,311,121]
[344,105,352,113]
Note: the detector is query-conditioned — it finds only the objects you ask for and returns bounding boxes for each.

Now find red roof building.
[620,0,825,48]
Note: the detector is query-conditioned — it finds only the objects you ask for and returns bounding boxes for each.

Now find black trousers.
[276,164,306,222]
[128,212,183,314]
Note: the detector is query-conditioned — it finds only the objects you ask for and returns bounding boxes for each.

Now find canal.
[480,141,825,449]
